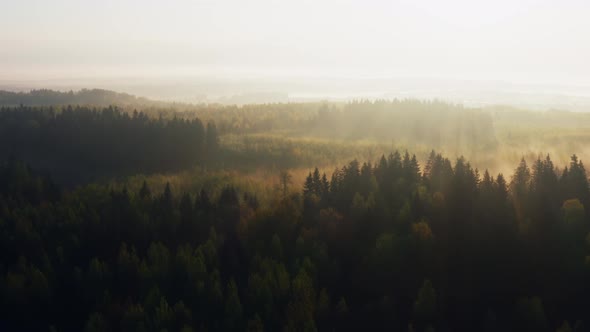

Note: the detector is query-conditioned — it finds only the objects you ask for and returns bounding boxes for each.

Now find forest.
[0,89,162,107]
[0,105,220,185]
[1,97,590,331]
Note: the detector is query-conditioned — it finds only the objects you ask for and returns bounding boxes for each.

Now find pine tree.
[206,121,219,158]
[303,172,314,197]
[414,279,436,323]
[225,279,244,331]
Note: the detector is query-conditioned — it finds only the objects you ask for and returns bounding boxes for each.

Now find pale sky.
[1,0,590,86]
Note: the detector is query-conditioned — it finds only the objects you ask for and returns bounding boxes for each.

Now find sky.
[1,0,590,87]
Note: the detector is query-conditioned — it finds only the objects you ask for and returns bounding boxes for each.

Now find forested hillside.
[0,100,498,182]
[0,89,160,107]
[1,150,590,331]
[5,0,588,330]
[0,106,219,185]
[186,100,497,151]
[2,100,590,331]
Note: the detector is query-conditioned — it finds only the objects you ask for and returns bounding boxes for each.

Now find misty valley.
[0,90,589,331]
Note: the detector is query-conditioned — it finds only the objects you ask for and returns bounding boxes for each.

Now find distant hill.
[0,88,163,107]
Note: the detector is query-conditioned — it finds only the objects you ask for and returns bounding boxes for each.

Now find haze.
[6,1,590,330]
[1,0,590,105]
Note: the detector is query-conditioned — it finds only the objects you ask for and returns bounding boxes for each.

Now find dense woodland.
[0,89,160,107]
[0,106,219,185]
[0,90,497,147]
[2,99,590,331]
[2,151,590,331]
[0,95,503,176]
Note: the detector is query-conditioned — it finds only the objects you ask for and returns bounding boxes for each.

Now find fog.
[2,0,590,106]
[5,2,590,329]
